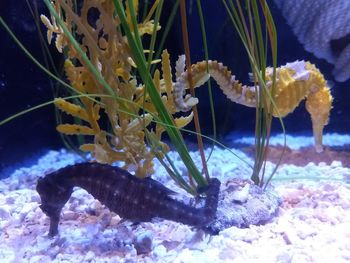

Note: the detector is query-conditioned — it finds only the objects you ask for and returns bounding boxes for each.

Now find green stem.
[113,0,206,189]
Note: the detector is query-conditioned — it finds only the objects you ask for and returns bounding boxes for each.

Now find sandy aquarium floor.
[1,133,350,263]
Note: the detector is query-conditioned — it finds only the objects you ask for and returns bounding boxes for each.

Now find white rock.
[29,255,52,263]
[19,202,38,223]
[0,205,11,219]
[296,223,317,239]
[153,244,167,258]
[134,231,153,255]
[0,246,15,262]
[84,251,95,261]
[61,210,79,220]
[230,184,250,203]
[5,196,15,205]
[330,160,342,167]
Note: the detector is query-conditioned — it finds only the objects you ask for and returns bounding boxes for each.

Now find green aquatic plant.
[222,0,280,187]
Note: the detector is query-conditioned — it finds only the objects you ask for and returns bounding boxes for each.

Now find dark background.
[1,1,349,176]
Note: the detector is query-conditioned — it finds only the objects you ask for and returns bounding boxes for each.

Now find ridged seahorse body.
[36,163,220,236]
[174,59,333,152]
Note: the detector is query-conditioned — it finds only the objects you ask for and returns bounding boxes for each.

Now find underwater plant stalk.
[151,0,179,75]
[248,0,271,187]
[140,0,189,189]
[26,0,85,154]
[195,0,217,164]
[0,17,72,94]
[146,0,163,71]
[222,0,285,187]
[146,130,196,195]
[126,0,143,53]
[118,0,205,193]
[112,0,207,189]
[258,0,286,189]
[179,0,209,183]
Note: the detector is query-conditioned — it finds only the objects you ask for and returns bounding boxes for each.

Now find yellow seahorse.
[173,57,333,152]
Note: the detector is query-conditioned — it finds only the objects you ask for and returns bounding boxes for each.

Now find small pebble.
[133,231,153,255]
[330,160,342,168]
[0,205,11,219]
[153,245,167,258]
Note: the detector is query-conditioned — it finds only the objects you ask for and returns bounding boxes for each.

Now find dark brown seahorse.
[36,162,220,236]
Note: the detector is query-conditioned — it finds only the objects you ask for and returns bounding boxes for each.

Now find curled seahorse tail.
[305,85,333,152]
[157,178,221,228]
[202,178,221,220]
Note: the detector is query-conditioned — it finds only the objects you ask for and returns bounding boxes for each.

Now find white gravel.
[1,134,350,263]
